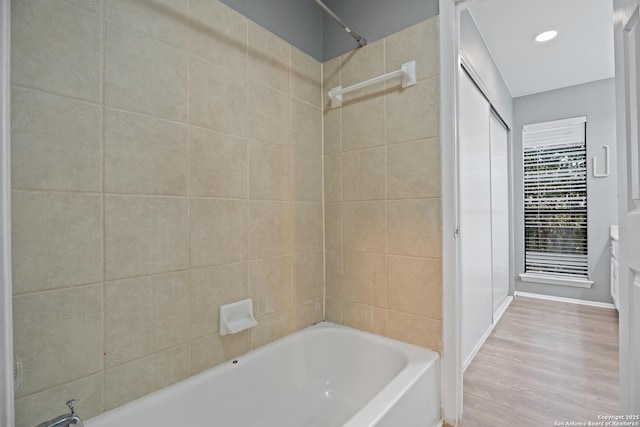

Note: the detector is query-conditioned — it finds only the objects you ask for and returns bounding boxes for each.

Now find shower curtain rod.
[312,0,367,48]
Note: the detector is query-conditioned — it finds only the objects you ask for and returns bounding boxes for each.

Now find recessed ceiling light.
[535,30,558,42]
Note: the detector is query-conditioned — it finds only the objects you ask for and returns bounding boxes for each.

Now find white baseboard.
[514,291,616,309]
[493,295,513,324]
[463,325,492,372]
[462,295,515,372]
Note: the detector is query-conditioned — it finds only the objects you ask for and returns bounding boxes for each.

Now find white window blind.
[523,116,588,279]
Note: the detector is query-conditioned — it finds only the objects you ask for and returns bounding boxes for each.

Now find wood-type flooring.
[458,296,619,427]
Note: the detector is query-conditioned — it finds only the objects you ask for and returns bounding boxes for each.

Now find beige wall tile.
[105,345,190,411]
[385,18,439,82]
[295,298,323,330]
[105,196,189,279]
[15,373,102,427]
[104,0,188,49]
[249,256,293,318]
[188,0,247,74]
[292,100,322,154]
[294,251,324,304]
[387,311,441,350]
[386,77,440,144]
[372,308,388,336]
[322,56,341,109]
[387,138,441,199]
[250,309,293,349]
[325,297,344,323]
[190,335,225,375]
[249,201,292,260]
[12,0,333,419]
[342,147,386,201]
[105,24,188,121]
[189,57,246,135]
[248,82,291,146]
[342,96,385,151]
[325,250,342,299]
[324,155,342,202]
[105,272,190,367]
[61,0,100,13]
[292,47,321,107]
[388,256,442,319]
[190,198,248,267]
[220,330,250,360]
[324,202,342,251]
[388,199,442,258]
[294,152,322,202]
[342,252,386,307]
[343,302,372,332]
[104,109,188,195]
[12,88,101,192]
[321,19,442,353]
[248,22,290,93]
[11,0,100,101]
[341,38,384,88]
[294,202,323,252]
[342,201,386,253]
[189,127,248,198]
[190,263,248,339]
[323,108,341,154]
[12,192,102,294]
[249,141,291,200]
[13,286,102,397]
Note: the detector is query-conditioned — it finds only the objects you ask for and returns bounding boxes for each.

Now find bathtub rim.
[86,321,440,427]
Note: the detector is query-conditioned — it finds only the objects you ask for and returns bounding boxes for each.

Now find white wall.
[513,78,618,303]
[459,10,513,128]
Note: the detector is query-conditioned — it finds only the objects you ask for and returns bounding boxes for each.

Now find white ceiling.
[469,0,615,98]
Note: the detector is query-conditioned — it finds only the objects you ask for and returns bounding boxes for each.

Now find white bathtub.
[87,322,441,427]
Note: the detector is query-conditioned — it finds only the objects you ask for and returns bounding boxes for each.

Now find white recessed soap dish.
[219,298,257,336]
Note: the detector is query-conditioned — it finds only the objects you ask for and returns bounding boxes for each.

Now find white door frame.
[439,0,512,423]
[616,1,640,413]
[439,0,463,423]
[442,0,637,422]
[1,0,14,425]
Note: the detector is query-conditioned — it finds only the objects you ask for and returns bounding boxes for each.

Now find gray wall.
[220,0,323,60]
[459,10,513,128]
[513,78,618,303]
[220,0,440,61]
[322,0,438,60]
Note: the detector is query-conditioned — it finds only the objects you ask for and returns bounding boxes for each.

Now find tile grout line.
[320,55,326,322]
[383,36,390,333]
[245,17,253,350]
[338,54,344,324]
[99,0,107,413]
[186,0,193,377]
[288,43,297,333]
[12,82,326,156]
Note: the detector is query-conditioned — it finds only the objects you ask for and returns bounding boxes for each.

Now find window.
[521,116,591,286]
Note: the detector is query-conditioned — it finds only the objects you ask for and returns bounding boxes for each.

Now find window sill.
[519,273,593,288]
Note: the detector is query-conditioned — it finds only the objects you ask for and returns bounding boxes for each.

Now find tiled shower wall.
[11,0,323,425]
[323,17,443,351]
